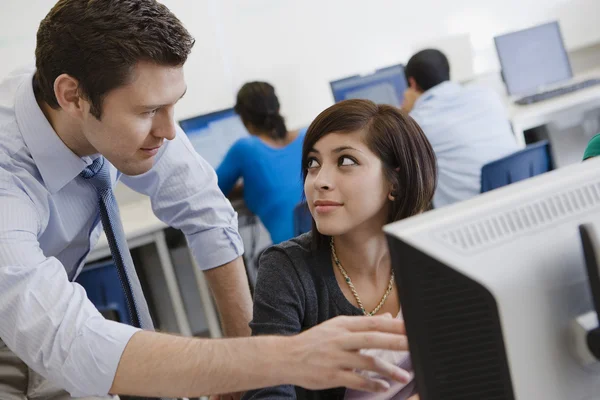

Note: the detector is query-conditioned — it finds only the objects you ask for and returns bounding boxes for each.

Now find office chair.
[75,261,132,325]
[481,140,553,193]
[293,202,312,237]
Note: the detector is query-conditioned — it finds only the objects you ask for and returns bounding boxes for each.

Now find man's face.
[80,61,186,176]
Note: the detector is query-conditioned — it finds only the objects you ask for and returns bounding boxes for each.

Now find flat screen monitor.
[179,108,248,168]
[495,21,572,96]
[385,158,600,399]
[330,64,408,107]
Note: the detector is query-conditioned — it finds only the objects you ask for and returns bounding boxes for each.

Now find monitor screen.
[179,108,249,168]
[330,64,408,107]
[384,158,600,399]
[495,21,572,96]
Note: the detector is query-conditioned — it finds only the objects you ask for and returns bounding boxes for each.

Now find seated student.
[583,133,600,160]
[401,49,519,208]
[217,82,306,244]
[243,99,437,400]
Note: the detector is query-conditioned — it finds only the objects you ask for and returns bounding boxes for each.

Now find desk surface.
[469,66,600,147]
[506,66,600,131]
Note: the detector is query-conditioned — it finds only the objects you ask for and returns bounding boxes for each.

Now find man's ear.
[53,73,86,119]
[408,77,421,92]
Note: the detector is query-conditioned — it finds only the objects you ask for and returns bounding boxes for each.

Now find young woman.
[243,99,437,400]
[217,81,306,244]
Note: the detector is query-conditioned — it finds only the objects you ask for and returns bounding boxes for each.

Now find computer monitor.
[330,64,408,107]
[495,21,573,96]
[179,108,249,168]
[385,158,600,399]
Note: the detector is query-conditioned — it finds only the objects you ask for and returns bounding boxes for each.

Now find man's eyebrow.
[138,87,187,110]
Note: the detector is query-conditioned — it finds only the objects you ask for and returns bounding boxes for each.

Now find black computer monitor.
[495,21,572,96]
[330,64,408,107]
[179,108,249,168]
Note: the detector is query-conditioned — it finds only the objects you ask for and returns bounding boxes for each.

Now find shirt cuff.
[187,223,245,271]
[61,317,140,397]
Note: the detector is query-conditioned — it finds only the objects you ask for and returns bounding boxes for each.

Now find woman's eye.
[307,158,320,169]
[339,156,357,166]
[145,109,158,116]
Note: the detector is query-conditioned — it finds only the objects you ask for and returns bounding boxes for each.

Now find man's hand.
[284,314,412,393]
[401,87,421,113]
[111,314,410,397]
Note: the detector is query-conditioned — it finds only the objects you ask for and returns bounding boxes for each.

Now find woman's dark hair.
[234,82,287,140]
[404,49,450,92]
[34,0,194,120]
[302,99,437,249]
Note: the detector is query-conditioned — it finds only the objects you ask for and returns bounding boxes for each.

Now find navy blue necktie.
[80,157,154,330]
[82,158,178,400]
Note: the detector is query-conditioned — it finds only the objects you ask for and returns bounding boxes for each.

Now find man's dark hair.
[34,0,195,119]
[404,49,450,92]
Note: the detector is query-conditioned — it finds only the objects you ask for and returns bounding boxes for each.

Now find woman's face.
[304,130,392,237]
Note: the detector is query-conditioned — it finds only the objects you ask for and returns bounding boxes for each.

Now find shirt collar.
[15,72,94,194]
[413,80,461,109]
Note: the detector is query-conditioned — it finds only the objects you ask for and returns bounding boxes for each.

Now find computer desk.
[86,197,223,339]
[505,66,600,147]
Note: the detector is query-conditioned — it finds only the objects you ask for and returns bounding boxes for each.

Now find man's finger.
[340,331,408,352]
[335,315,406,334]
[340,353,412,384]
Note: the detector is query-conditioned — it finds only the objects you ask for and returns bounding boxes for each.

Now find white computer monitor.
[330,64,408,107]
[179,108,249,168]
[494,21,572,97]
[385,158,600,399]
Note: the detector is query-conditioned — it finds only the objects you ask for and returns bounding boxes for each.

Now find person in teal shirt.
[217,82,306,244]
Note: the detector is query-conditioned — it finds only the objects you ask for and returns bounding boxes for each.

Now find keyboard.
[515,78,600,105]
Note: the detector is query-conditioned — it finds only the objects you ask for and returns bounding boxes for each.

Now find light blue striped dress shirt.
[0,68,244,397]
[410,81,519,208]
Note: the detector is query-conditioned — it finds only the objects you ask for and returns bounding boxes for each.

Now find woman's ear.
[388,167,400,201]
[388,186,398,201]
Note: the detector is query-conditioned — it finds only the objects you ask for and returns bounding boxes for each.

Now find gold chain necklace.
[330,237,395,316]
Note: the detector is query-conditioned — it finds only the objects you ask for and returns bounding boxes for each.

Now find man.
[402,49,519,208]
[0,1,411,399]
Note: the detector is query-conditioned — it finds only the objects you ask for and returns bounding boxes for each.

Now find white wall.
[2,0,600,129]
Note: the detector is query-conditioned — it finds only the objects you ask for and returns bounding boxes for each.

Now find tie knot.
[80,157,112,191]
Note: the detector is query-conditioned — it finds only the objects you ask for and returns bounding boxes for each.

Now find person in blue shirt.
[401,49,519,208]
[217,82,306,244]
